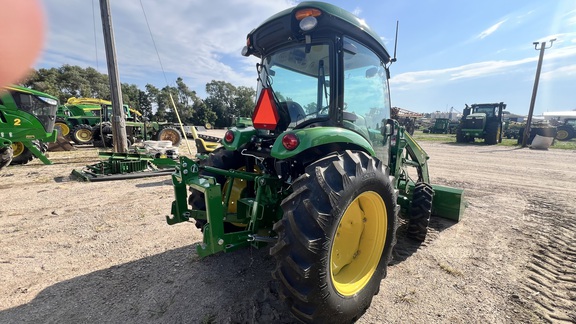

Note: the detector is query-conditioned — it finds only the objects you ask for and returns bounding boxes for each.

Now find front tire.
[406,182,434,242]
[271,150,398,323]
[71,124,94,144]
[54,118,70,138]
[456,127,467,143]
[10,140,46,165]
[485,122,500,145]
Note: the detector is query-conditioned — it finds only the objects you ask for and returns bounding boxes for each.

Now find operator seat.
[276,101,305,133]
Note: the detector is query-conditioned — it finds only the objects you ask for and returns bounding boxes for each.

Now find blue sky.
[37,0,575,116]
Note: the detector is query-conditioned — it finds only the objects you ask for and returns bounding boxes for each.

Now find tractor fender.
[270,127,375,159]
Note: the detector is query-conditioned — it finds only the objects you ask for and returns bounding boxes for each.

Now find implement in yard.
[71,152,177,182]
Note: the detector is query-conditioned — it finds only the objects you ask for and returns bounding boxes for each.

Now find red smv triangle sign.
[252,88,279,130]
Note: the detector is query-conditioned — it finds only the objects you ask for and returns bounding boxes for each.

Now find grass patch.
[411,131,576,150]
[438,262,463,276]
[411,132,454,142]
[550,140,576,150]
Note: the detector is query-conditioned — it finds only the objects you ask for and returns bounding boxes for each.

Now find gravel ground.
[0,136,574,323]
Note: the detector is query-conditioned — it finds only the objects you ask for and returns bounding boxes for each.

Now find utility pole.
[100,0,128,153]
[521,39,556,147]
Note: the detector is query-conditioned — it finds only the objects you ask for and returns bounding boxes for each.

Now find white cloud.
[564,9,576,25]
[39,0,296,95]
[476,19,507,39]
[392,44,576,89]
[541,64,576,80]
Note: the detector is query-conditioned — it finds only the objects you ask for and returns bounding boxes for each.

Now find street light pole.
[521,39,556,147]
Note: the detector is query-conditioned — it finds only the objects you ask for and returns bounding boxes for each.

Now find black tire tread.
[485,122,500,145]
[271,150,398,323]
[406,182,434,242]
[10,140,45,165]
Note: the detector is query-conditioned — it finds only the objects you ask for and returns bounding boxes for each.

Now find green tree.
[205,80,255,127]
[121,83,141,110]
[234,86,256,119]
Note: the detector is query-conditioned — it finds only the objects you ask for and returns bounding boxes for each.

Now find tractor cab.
[1,86,58,136]
[234,2,392,167]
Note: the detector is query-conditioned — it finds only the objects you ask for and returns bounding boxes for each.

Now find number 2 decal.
[14,118,21,126]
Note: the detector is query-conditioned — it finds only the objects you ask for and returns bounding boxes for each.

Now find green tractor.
[0,85,58,169]
[425,117,457,134]
[57,97,151,145]
[55,97,104,142]
[456,102,506,144]
[167,2,465,323]
[553,118,576,141]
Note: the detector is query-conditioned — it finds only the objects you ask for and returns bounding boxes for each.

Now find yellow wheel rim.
[556,130,569,140]
[330,191,387,296]
[159,129,180,145]
[55,122,70,136]
[11,142,25,157]
[76,129,93,142]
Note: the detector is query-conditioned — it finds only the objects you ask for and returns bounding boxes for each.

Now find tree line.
[23,64,256,128]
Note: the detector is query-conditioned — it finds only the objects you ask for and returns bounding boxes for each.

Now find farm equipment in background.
[391,107,423,135]
[71,149,178,182]
[547,117,576,141]
[456,102,506,144]
[503,121,524,139]
[0,85,58,170]
[57,97,148,145]
[167,2,466,323]
[87,102,183,149]
[554,118,576,141]
[55,97,104,140]
[182,125,221,154]
[56,97,182,147]
[424,117,458,134]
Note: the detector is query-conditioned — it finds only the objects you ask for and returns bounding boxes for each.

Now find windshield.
[473,105,496,117]
[11,91,57,133]
[257,43,331,128]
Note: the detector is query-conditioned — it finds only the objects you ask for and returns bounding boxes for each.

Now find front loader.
[167,2,465,323]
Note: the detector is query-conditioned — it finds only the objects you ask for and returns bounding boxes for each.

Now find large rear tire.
[92,122,113,147]
[485,122,500,145]
[555,126,574,141]
[406,182,434,242]
[271,150,398,323]
[156,127,182,147]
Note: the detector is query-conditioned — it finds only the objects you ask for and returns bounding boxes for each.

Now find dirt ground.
[0,135,575,324]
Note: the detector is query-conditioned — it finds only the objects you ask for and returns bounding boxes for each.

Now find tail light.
[282,133,299,150]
